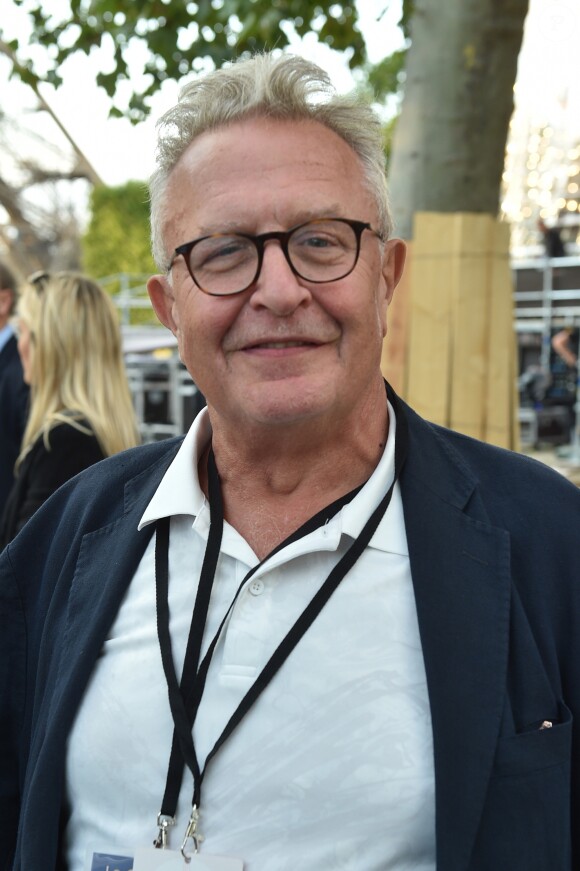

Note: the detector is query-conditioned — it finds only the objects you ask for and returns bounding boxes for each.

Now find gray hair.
[149,52,392,269]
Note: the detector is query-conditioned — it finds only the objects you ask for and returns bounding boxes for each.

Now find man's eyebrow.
[195,206,347,237]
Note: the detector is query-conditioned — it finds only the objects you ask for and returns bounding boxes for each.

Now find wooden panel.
[485,221,519,449]
[449,214,494,440]
[399,212,518,449]
[381,241,412,397]
[405,214,454,424]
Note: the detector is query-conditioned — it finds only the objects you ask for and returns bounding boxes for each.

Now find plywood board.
[406,214,454,425]
[485,221,519,449]
[381,242,412,397]
[449,214,494,440]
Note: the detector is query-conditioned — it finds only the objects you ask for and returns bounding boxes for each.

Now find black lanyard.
[154,388,409,837]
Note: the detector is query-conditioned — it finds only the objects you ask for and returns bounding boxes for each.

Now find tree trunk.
[388,0,529,239]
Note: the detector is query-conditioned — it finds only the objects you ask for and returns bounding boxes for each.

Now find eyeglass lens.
[188,220,361,295]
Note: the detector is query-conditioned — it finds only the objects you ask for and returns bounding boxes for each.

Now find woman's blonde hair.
[17,272,139,467]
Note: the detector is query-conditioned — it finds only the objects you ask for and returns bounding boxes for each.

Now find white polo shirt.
[65,403,436,870]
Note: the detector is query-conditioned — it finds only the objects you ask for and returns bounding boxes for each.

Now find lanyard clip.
[153,812,176,849]
[181,804,204,861]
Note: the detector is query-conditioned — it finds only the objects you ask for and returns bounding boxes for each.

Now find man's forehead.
[171,115,360,178]
[163,117,370,226]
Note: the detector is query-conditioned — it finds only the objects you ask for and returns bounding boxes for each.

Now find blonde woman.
[0,271,139,545]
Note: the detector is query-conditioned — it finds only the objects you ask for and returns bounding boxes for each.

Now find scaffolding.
[513,254,580,459]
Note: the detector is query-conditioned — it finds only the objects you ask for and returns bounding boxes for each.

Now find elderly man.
[1,54,579,871]
[0,262,29,515]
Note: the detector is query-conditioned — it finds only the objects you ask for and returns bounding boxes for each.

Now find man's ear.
[382,239,406,306]
[147,275,178,334]
[378,238,406,337]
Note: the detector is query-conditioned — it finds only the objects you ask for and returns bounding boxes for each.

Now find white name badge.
[133,848,243,871]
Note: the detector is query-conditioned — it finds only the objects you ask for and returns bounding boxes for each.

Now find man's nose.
[248,239,312,315]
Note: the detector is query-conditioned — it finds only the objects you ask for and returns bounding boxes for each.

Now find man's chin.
[235,382,341,429]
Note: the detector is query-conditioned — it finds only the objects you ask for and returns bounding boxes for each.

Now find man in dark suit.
[0,262,29,516]
[1,54,579,871]
[538,217,566,258]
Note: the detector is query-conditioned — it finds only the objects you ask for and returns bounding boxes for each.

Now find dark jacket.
[1,394,579,870]
[0,419,105,547]
[0,334,29,514]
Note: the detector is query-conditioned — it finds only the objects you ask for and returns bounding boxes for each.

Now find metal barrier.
[513,254,580,458]
[100,273,156,326]
[125,353,206,443]
[116,318,204,444]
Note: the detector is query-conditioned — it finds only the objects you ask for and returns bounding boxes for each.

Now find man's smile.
[241,338,323,353]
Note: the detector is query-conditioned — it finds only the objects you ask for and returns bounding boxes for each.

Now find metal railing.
[513,254,580,459]
[99,275,203,442]
[100,273,156,325]
[125,353,204,443]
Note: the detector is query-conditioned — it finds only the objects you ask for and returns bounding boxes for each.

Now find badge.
[88,852,134,871]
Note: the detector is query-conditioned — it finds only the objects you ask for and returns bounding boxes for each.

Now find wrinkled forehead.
[161,117,375,242]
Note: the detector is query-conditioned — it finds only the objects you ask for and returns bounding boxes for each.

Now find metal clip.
[181,804,204,862]
[153,813,176,849]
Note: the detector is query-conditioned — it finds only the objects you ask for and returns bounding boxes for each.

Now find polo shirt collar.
[325,401,407,556]
[138,408,210,530]
[138,402,407,557]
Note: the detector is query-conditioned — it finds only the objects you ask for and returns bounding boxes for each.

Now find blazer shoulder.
[3,437,183,573]
[402,398,580,516]
[76,436,184,484]
[49,436,184,513]
[442,424,577,495]
[38,420,103,459]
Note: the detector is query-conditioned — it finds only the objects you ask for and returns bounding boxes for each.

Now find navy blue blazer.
[0,334,29,514]
[1,394,579,870]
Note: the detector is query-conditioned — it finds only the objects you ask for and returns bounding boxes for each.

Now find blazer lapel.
[21,451,177,869]
[47,457,172,726]
[400,410,511,871]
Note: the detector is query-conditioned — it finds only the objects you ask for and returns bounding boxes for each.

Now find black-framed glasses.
[168,218,384,297]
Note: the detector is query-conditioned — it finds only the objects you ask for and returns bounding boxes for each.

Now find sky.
[0,0,404,189]
[514,0,580,136]
[0,0,579,202]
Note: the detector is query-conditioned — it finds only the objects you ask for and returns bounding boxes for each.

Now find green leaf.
[4,0,388,122]
[366,50,407,100]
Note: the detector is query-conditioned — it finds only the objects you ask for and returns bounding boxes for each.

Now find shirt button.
[249,579,265,596]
